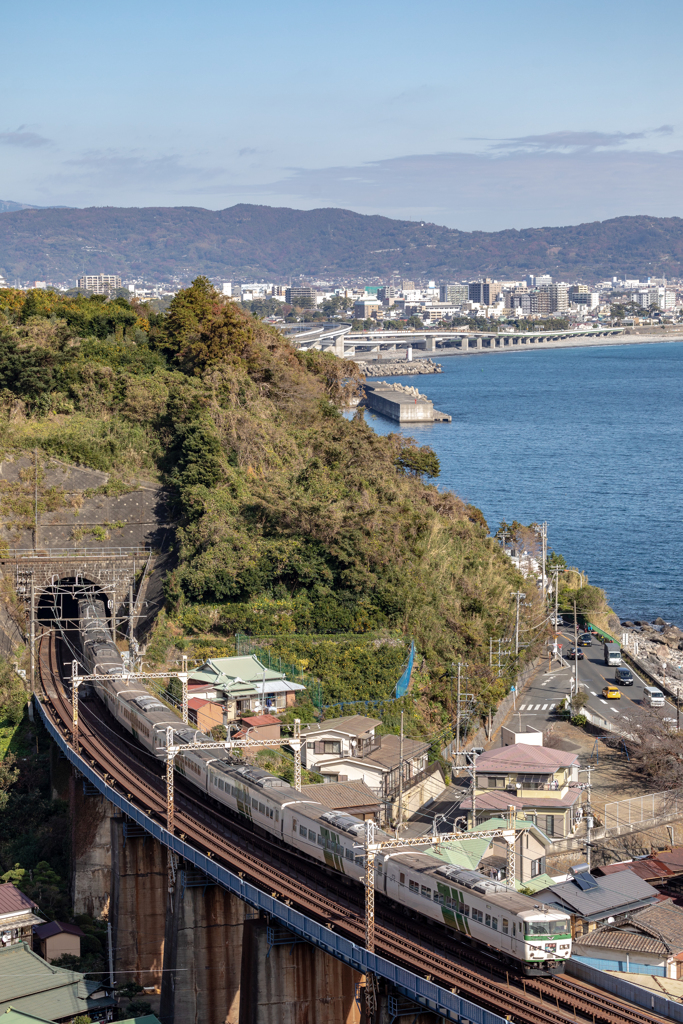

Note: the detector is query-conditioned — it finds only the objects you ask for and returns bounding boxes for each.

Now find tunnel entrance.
[38,577,112,678]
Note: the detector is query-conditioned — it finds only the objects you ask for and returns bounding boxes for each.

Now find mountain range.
[1,203,683,283]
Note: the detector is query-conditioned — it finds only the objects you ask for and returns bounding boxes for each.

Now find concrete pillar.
[238,919,361,1024]
[111,819,168,992]
[423,336,435,352]
[71,780,117,919]
[476,336,483,350]
[333,335,345,357]
[164,874,248,1024]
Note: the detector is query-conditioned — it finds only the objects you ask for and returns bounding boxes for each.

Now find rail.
[33,694,505,1024]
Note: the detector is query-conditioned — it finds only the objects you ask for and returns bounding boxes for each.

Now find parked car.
[614,667,633,686]
[602,684,621,700]
[566,648,584,660]
[578,633,593,646]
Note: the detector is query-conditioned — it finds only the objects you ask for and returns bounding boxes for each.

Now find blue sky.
[2,0,683,230]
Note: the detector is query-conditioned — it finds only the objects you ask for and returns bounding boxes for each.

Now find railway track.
[38,634,670,1024]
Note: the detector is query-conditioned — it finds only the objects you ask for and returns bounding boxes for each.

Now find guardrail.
[566,957,683,1022]
[1,547,151,558]
[33,696,504,1024]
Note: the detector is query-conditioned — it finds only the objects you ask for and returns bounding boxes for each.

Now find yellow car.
[602,684,621,700]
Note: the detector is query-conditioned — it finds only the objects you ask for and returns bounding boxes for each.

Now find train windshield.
[524,920,570,937]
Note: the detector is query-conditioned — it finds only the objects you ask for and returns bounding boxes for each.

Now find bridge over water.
[279,323,627,359]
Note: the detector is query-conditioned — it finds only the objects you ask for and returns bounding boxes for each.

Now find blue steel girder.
[34,695,505,1024]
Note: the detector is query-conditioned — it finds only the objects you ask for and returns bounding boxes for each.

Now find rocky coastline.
[358,357,442,377]
[620,618,683,696]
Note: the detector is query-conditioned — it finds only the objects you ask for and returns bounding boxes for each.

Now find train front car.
[77,598,124,678]
[518,909,572,974]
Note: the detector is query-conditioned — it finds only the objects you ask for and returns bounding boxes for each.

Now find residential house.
[300,781,381,821]
[0,885,43,949]
[232,714,281,750]
[301,716,443,822]
[425,815,554,886]
[0,943,115,1021]
[187,697,224,734]
[595,848,683,890]
[187,655,305,720]
[33,922,85,963]
[572,901,683,979]
[534,864,661,938]
[459,743,581,838]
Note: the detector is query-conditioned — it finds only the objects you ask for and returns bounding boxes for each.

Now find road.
[510,628,681,735]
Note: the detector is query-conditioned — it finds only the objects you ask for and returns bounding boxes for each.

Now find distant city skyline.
[2,0,683,230]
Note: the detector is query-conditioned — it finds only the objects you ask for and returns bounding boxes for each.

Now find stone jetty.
[357,357,442,377]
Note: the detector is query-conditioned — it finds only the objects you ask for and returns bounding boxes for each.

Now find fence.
[566,957,683,1022]
[604,787,683,829]
[1,547,151,559]
[33,695,506,1024]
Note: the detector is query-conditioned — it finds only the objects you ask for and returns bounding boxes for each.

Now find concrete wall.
[71,782,116,919]
[364,391,435,423]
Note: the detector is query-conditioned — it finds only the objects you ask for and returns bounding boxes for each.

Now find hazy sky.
[3,0,683,230]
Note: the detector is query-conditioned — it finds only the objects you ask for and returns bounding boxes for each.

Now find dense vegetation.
[0,280,541,731]
[2,206,683,282]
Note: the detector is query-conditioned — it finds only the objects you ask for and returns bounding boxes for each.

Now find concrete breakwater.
[356,357,442,376]
[362,381,451,423]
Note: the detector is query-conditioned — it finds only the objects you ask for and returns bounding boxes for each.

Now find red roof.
[240,715,280,728]
[598,856,683,881]
[34,920,85,940]
[187,697,209,710]
[476,744,579,772]
[0,882,38,915]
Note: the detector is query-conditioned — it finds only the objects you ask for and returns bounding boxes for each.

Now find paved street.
[510,627,680,734]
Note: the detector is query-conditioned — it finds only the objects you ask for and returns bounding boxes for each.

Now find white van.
[643,685,665,708]
[604,643,622,666]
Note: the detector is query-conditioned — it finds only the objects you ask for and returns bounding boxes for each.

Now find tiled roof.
[364,734,429,769]
[187,697,209,710]
[597,857,676,882]
[0,943,115,1020]
[475,745,579,772]
[302,715,381,737]
[459,788,579,809]
[0,885,37,917]
[301,781,381,811]
[537,868,660,918]
[574,901,683,957]
[33,922,85,941]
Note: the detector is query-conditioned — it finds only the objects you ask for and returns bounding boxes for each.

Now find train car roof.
[383,852,569,916]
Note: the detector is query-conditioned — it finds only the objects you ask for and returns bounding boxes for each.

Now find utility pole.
[397,711,404,830]
[128,583,135,646]
[573,598,579,702]
[512,591,526,656]
[29,580,35,694]
[34,448,38,552]
[455,663,461,768]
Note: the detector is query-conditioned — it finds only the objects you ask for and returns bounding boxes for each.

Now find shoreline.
[359,332,683,369]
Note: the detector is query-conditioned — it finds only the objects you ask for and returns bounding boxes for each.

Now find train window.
[318,835,324,846]
[512,923,516,936]
[377,862,383,874]
[292,819,297,831]
[485,914,491,927]
[463,904,470,917]
[252,798,258,809]
[433,892,442,904]
[492,918,498,931]
[269,808,273,819]
[300,825,307,837]
[399,873,405,885]
[502,919,509,934]
[472,909,483,923]
[231,786,237,796]
[355,856,364,867]
[421,885,431,899]
[275,810,279,822]
[345,848,353,860]
[258,802,265,815]
[409,881,419,894]
[309,829,316,841]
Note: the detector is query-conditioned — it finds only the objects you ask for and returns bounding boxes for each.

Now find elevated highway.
[279,323,627,359]
[34,628,673,1024]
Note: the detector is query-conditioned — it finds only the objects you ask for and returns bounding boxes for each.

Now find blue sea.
[359,341,683,625]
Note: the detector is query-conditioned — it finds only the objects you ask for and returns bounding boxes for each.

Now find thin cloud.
[490,126,677,152]
[0,131,51,148]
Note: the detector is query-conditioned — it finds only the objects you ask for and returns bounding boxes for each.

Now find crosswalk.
[518,703,557,711]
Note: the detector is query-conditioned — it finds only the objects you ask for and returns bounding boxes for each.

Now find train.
[75,598,572,974]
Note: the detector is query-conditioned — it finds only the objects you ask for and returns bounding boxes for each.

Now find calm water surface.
[360,342,683,624]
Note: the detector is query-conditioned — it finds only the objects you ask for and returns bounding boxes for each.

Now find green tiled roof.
[190,655,285,686]
[426,837,492,869]
[0,943,115,1021]
[1,1008,53,1024]
[118,1016,161,1024]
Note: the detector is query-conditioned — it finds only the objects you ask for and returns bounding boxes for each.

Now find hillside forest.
[0,279,559,726]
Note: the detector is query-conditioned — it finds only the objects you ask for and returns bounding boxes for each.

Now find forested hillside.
[2,205,683,282]
[0,281,537,746]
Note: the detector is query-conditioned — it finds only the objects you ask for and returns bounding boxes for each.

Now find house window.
[322,775,339,783]
[487,777,505,789]
[545,815,554,837]
[323,741,341,754]
[307,742,315,750]
[530,858,543,878]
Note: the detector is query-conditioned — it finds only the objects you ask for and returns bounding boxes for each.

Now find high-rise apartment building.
[440,283,469,303]
[468,279,502,305]
[286,286,317,307]
[549,284,569,313]
[77,274,121,294]
[526,274,552,288]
